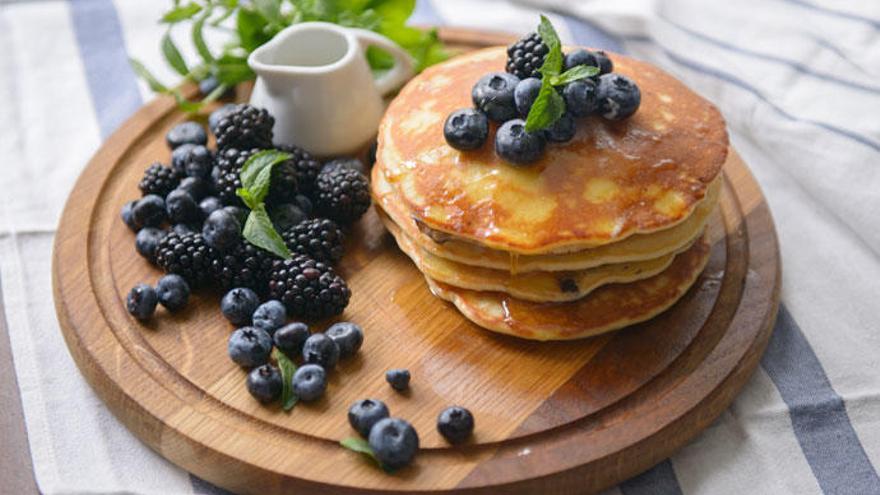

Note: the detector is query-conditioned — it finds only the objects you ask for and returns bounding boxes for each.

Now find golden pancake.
[373,163,721,273]
[426,236,712,340]
[378,204,699,302]
[377,47,728,254]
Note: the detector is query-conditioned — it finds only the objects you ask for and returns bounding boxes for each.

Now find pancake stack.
[373,48,728,341]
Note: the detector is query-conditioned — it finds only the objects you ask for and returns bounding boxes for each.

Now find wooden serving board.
[52,28,780,494]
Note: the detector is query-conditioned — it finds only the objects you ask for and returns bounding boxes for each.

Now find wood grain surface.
[51,28,781,494]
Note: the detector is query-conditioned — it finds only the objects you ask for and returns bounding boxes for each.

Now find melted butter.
[583,178,620,203]
[654,190,686,217]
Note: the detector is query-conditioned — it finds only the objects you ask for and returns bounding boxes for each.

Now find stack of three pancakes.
[372,48,729,341]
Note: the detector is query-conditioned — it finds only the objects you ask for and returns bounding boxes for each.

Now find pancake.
[378,204,699,302]
[426,236,712,340]
[373,163,721,273]
[377,47,728,254]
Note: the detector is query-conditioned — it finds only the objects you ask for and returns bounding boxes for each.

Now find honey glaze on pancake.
[427,236,711,340]
[378,47,728,254]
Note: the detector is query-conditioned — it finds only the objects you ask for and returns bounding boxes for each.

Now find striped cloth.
[1,0,878,493]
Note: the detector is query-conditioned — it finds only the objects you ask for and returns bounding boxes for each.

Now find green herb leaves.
[340,437,397,472]
[524,16,599,133]
[273,349,298,411]
[235,150,294,259]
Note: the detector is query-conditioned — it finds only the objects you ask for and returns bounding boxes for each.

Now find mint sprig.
[525,15,600,133]
[272,349,298,411]
[235,150,293,260]
[340,437,396,473]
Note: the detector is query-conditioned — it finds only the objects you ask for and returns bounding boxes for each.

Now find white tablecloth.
[1,0,878,493]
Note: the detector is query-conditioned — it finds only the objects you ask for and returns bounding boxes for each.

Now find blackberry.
[276,143,322,194]
[213,104,274,150]
[282,218,345,264]
[506,32,549,79]
[214,148,299,206]
[314,167,371,224]
[211,240,276,291]
[139,163,182,197]
[267,255,351,319]
[155,231,216,286]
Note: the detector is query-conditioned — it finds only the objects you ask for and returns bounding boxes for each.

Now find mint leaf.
[161,31,190,76]
[340,437,382,467]
[550,65,599,86]
[129,58,169,92]
[192,15,215,64]
[273,349,298,411]
[237,7,272,51]
[536,15,562,77]
[161,3,203,23]
[239,150,293,204]
[254,0,283,25]
[242,204,292,259]
[525,80,565,132]
[537,14,561,49]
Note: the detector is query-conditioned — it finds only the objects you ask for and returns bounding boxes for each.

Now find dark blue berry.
[176,177,211,201]
[443,109,489,151]
[166,122,207,149]
[495,119,546,165]
[322,157,366,176]
[183,145,213,179]
[247,364,282,403]
[223,206,250,225]
[294,195,313,216]
[274,322,309,358]
[368,418,419,469]
[199,196,223,218]
[252,300,286,334]
[544,114,576,143]
[594,50,614,75]
[386,369,410,391]
[156,274,190,312]
[209,104,236,135]
[514,77,542,116]
[562,79,599,117]
[326,322,363,359]
[227,326,273,368]
[437,406,474,444]
[302,333,340,369]
[135,227,166,263]
[165,189,201,224]
[597,73,640,121]
[564,49,599,71]
[172,223,199,236]
[132,195,166,228]
[221,287,260,326]
[199,76,233,98]
[348,399,390,437]
[292,364,327,401]
[269,203,307,232]
[121,200,140,231]
[126,284,158,321]
[472,72,520,122]
[171,143,197,173]
[203,209,241,252]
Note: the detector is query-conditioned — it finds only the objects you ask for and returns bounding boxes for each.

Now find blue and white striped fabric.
[0,0,878,493]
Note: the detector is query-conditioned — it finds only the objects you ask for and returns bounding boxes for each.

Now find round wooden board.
[52,28,780,494]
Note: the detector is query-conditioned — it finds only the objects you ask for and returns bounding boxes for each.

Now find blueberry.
[203,209,241,252]
[302,333,340,369]
[132,195,166,228]
[209,104,236,135]
[326,322,363,359]
[562,79,599,117]
[472,72,520,122]
[223,206,250,225]
[121,200,140,231]
[135,227,166,263]
[294,195,313,216]
[183,145,213,179]
[596,73,641,121]
[292,364,327,402]
[199,196,223,218]
[386,369,410,391]
[323,157,366,176]
[348,399,390,437]
[443,109,489,151]
[177,176,211,201]
[252,300,286,334]
[594,50,614,75]
[437,406,474,444]
[156,274,190,312]
[544,114,576,143]
[494,119,546,165]
[165,189,201,224]
[368,418,419,470]
[172,223,199,236]
[221,287,260,326]
[514,77,542,116]
[171,143,197,173]
[126,284,158,321]
[564,49,599,71]
[269,203,307,232]
[227,326,273,368]
[166,122,207,149]
[199,76,233,98]
[274,322,310,357]
[247,364,283,403]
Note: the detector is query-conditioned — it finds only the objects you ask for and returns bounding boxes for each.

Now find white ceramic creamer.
[248,22,414,157]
